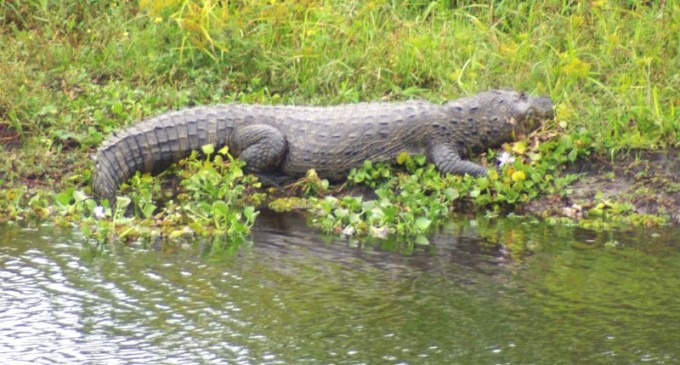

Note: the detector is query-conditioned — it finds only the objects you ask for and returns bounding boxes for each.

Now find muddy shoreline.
[523,149,680,224]
[2,147,679,225]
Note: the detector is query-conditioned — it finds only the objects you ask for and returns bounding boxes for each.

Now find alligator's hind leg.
[232,124,288,175]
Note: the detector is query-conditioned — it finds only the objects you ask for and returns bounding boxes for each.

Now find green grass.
[0,0,678,242]
[2,0,677,148]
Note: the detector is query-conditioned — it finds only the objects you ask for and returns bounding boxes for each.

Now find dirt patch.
[524,149,680,224]
[0,149,89,191]
[0,123,20,149]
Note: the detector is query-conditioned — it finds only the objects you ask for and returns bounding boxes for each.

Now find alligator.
[92,90,554,201]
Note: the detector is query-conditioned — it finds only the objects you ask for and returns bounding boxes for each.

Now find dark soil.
[524,149,680,224]
[0,123,20,149]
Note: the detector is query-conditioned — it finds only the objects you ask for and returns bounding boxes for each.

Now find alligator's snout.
[528,96,555,120]
[511,95,554,135]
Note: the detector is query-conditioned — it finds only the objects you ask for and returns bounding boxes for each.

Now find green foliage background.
[2,0,677,150]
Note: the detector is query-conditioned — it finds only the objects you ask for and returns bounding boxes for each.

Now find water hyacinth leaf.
[142,204,157,219]
[212,201,229,216]
[116,196,131,209]
[55,188,75,206]
[512,141,527,154]
[413,154,427,166]
[351,170,366,182]
[84,199,98,212]
[243,206,258,221]
[368,206,383,219]
[381,205,398,220]
[414,234,430,245]
[333,208,349,218]
[414,216,431,231]
[349,213,362,224]
[231,165,244,178]
[201,144,215,156]
[396,151,410,165]
[73,190,89,203]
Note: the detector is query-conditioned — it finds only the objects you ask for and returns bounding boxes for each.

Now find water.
[1,212,679,364]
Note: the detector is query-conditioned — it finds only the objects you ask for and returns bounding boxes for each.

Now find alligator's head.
[504,91,554,136]
[445,90,555,148]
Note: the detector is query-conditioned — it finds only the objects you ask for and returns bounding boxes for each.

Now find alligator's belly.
[281,140,425,179]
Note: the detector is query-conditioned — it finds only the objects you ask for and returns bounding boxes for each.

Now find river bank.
[1,1,678,240]
[525,149,680,225]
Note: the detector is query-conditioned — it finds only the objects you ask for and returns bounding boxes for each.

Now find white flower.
[498,151,516,167]
[341,225,356,236]
[94,206,106,219]
[369,225,390,239]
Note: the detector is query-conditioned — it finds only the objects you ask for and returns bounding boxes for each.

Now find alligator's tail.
[92,106,232,202]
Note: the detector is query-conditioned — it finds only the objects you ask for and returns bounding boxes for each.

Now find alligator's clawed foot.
[255,172,297,188]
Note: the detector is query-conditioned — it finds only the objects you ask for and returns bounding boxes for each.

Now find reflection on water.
[1,213,679,364]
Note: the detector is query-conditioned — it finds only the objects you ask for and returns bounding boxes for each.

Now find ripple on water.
[2,219,680,364]
[0,227,254,364]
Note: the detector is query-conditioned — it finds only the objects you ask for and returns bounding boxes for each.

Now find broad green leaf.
[414,235,430,245]
[444,187,459,201]
[413,154,427,166]
[333,207,349,218]
[73,190,89,203]
[116,196,131,208]
[142,204,157,219]
[414,217,431,231]
[512,141,527,154]
[201,144,215,155]
[55,188,75,206]
[212,201,229,216]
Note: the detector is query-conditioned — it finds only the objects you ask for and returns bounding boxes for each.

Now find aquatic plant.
[284,136,587,244]
[47,146,260,248]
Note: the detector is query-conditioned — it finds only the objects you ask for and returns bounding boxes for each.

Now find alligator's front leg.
[429,144,488,177]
